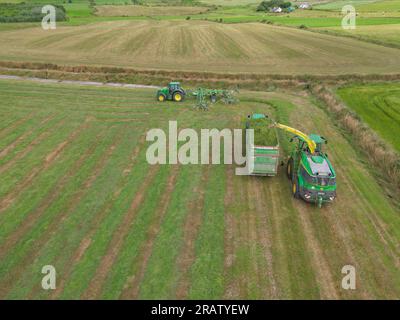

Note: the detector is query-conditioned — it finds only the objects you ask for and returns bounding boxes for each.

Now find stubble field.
[0,20,399,74]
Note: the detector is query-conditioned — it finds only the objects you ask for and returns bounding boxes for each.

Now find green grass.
[0,3,67,22]
[0,80,399,299]
[315,0,400,12]
[337,83,400,153]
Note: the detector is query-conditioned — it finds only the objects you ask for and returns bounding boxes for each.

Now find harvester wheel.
[287,158,293,180]
[157,94,166,102]
[173,92,184,102]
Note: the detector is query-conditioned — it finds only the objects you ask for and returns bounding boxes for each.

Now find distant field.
[0,79,399,299]
[0,20,399,75]
[315,0,400,11]
[337,83,400,152]
[199,0,260,5]
[95,5,209,17]
[321,24,400,47]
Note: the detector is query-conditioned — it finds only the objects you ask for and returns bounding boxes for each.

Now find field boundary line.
[0,75,160,89]
[309,84,400,192]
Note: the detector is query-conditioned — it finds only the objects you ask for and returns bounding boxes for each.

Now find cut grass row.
[0,80,399,299]
[1,20,399,75]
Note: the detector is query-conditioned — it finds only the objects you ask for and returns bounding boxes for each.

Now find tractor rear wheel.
[287,157,293,180]
[173,92,184,102]
[157,93,166,102]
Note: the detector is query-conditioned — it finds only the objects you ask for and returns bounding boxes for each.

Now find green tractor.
[272,122,337,207]
[156,82,186,102]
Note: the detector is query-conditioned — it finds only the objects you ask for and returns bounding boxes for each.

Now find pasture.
[94,5,210,17]
[337,83,400,152]
[0,79,399,299]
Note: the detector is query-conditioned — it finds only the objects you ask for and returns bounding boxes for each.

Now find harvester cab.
[156,82,186,102]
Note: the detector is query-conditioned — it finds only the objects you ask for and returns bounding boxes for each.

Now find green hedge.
[0,3,67,23]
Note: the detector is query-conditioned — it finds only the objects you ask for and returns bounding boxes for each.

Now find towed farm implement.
[156,82,238,110]
[190,87,238,110]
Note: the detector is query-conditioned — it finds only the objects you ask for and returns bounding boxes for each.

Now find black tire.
[210,95,217,103]
[286,157,293,180]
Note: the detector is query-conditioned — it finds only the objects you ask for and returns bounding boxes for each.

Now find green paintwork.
[156,82,186,102]
[290,134,336,207]
[245,115,279,176]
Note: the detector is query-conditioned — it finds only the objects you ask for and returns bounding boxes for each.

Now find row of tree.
[0,3,67,23]
[256,0,292,11]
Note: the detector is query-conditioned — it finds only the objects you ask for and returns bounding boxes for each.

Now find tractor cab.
[156,82,186,102]
[168,82,181,93]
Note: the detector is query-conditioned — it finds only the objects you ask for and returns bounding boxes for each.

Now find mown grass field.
[0,79,399,299]
[337,83,400,152]
[0,20,399,75]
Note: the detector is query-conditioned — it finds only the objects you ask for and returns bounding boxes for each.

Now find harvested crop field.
[0,78,399,299]
[94,5,209,17]
[0,20,400,75]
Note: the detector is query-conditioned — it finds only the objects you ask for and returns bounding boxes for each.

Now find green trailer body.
[246,113,279,176]
[249,144,280,176]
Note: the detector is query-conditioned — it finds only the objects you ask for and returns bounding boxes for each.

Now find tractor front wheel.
[173,92,184,102]
[157,94,166,102]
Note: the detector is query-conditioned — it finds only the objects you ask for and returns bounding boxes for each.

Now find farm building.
[270,7,283,13]
[299,2,311,9]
